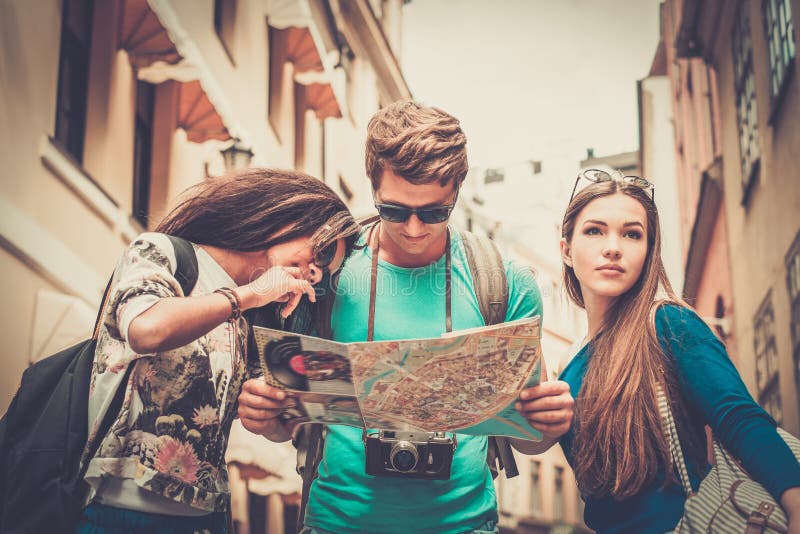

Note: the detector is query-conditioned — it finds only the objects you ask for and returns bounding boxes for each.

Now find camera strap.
[367,222,452,341]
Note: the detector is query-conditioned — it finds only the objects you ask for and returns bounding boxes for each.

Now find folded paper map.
[252,315,542,441]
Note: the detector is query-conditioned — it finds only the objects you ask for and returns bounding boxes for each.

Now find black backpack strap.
[166,235,199,296]
[295,423,325,532]
[459,231,508,326]
[487,436,519,480]
[80,235,198,476]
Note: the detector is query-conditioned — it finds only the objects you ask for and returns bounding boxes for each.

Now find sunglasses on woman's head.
[570,169,655,203]
[374,202,455,224]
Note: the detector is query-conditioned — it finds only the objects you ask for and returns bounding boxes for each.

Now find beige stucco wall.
[0,1,137,414]
[0,250,63,413]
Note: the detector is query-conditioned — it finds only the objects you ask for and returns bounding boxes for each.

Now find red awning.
[272,25,342,119]
[281,26,325,73]
[119,0,181,68]
[178,80,230,143]
[303,83,342,120]
[120,0,231,143]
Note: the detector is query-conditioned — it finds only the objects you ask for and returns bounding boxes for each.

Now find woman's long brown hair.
[155,168,359,254]
[562,180,705,499]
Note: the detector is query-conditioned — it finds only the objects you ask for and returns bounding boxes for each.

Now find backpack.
[296,229,520,529]
[0,235,198,534]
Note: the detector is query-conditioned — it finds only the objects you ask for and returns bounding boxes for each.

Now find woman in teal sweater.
[556,169,800,533]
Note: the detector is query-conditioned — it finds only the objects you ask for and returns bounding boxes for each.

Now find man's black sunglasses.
[374,202,455,224]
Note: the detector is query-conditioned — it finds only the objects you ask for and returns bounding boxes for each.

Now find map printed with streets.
[252,316,542,440]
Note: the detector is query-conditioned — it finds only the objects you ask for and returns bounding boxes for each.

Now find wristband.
[214,287,242,321]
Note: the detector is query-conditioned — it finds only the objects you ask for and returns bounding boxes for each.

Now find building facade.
[0,0,410,532]
[657,0,800,435]
[650,0,740,372]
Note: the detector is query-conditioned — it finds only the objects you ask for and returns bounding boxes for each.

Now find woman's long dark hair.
[562,180,706,499]
[155,168,359,254]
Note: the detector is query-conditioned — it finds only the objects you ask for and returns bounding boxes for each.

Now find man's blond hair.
[365,101,468,189]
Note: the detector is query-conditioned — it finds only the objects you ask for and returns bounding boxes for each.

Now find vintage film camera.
[364,430,457,480]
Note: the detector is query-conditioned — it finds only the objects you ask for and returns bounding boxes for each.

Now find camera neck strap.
[367,222,452,341]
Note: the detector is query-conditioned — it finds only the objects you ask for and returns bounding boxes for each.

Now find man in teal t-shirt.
[238,101,575,533]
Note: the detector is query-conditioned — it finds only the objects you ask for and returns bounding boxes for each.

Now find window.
[762,0,796,117]
[553,466,565,521]
[214,0,236,64]
[686,64,694,94]
[268,24,285,141]
[341,44,358,124]
[338,174,354,202]
[294,82,307,171]
[54,0,94,163]
[484,168,504,184]
[786,231,800,398]
[132,80,155,228]
[715,295,728,341]
[248,491,267,534]
[529,460,541,515]
[754,291,782,423]
[732,0,761,202]
[283,501,298,534]
[321,121,327,183]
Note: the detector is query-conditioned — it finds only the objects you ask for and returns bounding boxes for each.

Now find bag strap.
[91,279,115,341]
[488,436,519,479]
[656,385,694,496]
[296,423,325,533]
[80,235,199,477]
[166,235,200,297]
[460,230,508,326]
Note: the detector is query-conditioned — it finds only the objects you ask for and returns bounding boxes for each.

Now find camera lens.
[389,441,418,472]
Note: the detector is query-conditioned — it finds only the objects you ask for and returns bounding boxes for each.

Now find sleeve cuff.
[119,294,161,344]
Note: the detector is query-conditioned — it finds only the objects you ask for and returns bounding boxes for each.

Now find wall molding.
[0,194,104,305]
[39,135,141,243]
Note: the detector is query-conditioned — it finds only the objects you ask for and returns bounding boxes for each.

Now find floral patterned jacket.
[83,233,251,512]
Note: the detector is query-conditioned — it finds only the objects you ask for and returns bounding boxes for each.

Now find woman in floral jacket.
[78,168,359,533]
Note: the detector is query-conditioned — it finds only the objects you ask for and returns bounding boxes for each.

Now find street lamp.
[220,137,254,171]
